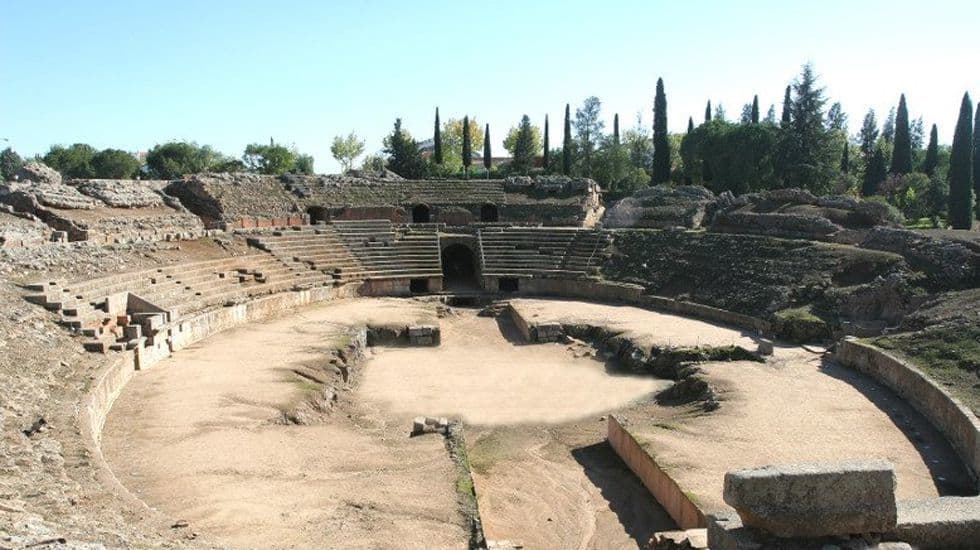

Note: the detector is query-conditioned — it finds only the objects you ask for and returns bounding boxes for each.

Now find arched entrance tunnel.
[441,243,477,288]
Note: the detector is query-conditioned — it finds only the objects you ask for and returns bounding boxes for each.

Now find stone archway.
[307,206,330,224]
[412,204,431,223]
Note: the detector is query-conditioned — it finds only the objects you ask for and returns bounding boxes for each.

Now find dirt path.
[103,298,467,549]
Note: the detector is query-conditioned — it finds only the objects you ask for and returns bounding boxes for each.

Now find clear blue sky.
[1,0,977,173]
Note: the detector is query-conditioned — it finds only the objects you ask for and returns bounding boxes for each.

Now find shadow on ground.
[570,441,677,546]
[818,357,976,496]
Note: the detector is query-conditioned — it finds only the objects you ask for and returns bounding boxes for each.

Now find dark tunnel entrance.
[441,244,477,289]
[412,204,431,223]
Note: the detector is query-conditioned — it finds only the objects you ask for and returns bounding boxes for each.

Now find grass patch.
[873,324,980,415]
[774,306,830,343]
[468,430,522,475]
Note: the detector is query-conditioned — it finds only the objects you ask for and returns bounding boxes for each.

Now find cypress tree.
[890,94,912,174]
[974,109,980,216]
[652,77,670,183]
[562,103,572,175]
[462,115,472,177]
[543,115,550,170]
[922,124,939,177]
[483,124,491,175]
[949,92,974,229]
[704,100,712,123]
[751,95,760,124]
[687,117,694,133]
[781,85,792,126]
[613,113,620,145]
[433,107,443,164]
[863,145,887,196]
[841,143,849,174]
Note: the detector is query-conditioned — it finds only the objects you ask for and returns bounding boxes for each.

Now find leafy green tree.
[383,118,426,179]
[841,142,850,174]
[776,63,835,192]
[542,115,550,171]
[433,107,443,165]
[510,115,537,174]
[483,124,491,175]
[91,148,141,179]
[910,117,925,150]
[680,119,778,194]
[503,121,542,158]
[594,137,649,194]
[562,104,572,175]
[890,94,912,174]
[294,154,315,175]
[438,116,483,174]
[330,132,365,173]
[360,154,385,172]
[765,105,777,124]
[0,147,23,181]
[43,143,96,178]
[780,85,792,127]
[922,124,940,176]
[652,77,670,183]
[704,100,712,123]
[243,142,298,175]
[948,93,974,229]
[714,103,727,122]
[146,142,222,178]
[574,96,604,177]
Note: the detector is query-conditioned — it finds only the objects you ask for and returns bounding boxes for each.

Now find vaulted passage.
[441,244,476,287]
[412,204,431,223]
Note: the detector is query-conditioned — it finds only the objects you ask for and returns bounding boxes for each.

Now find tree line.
[0,139,316,181]
[380,63,977,229]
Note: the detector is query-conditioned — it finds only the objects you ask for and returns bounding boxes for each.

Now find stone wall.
[607,415,705,529]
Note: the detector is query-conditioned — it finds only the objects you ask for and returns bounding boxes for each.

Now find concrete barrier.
[835,338,980,488]
[607,415,705,529]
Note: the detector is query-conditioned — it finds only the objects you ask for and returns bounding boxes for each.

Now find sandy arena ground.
[102,297,965,549]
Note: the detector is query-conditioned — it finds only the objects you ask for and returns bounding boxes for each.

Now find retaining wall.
[835,338,980,489]
[607,415,705,529]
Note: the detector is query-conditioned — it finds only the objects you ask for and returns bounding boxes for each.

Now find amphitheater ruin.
[1,162,978,549]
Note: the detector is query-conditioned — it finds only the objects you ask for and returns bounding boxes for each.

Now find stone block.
[723,460,897,538]
[756,339,774,356]
[890,496,980,549]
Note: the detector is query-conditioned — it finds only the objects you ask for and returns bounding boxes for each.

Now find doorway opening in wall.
[307,206,330,224]
[498,277,519,292]
[441,244,477,290]
[480,204,499,222]
[412,204,431,223]
[409,278,429,294]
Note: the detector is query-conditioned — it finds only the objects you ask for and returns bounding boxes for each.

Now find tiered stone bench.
[478,227,610,281]
[333,220,443,281]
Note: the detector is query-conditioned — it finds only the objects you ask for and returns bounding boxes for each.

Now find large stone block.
[890,496,980,549]
[723,460,897,538]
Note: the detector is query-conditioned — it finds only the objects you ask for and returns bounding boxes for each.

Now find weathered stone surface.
[708,511,911,550]
[74,179,167,208]
[605,185,716,229]
[15,161,62,185]
[723,460,897,538]
[860,227,980,289]
[890,496,980,549]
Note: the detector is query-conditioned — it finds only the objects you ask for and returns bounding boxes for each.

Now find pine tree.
[433,107,443,164]
[751,95,760,124]
[543,115,550,171]
[613,113,620,145]
[462,115,472,177]
[384,118,425,179]
[949,93,974,229]
[859,110,879,159]
[483,124,491,175]
[922,124,939,177]
[890,94,912,174]
[687,117,694,134]
[562,103,572,175]
[704,100,712,123]
[882,107,896,144]
[652,77,670,183]
[781,85,792,126]
[779,63,833,190]
[765,105,777,124]
[841,143,849,174]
